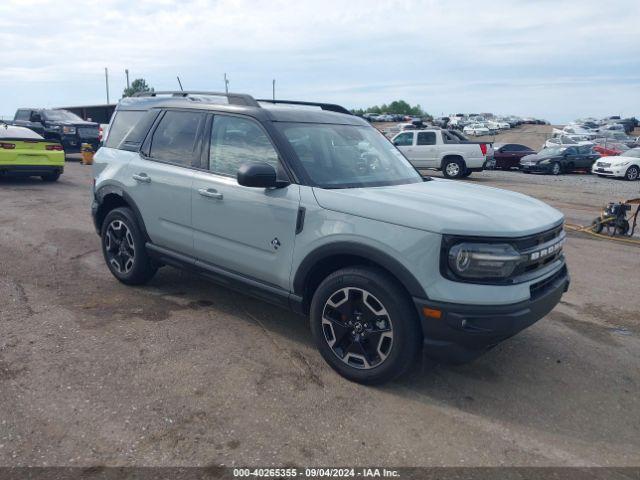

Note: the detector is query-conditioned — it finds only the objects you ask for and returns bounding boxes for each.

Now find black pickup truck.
[12,108,100,153]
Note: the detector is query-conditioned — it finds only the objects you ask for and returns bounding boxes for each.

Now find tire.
[616,220,630,236]
[41,172,60,182]
[310,266,422,385]
[442,158,466,179]
[100,207,157,285]
[551,162,561,175]
[625,165,639,181]
[591,218,603,234]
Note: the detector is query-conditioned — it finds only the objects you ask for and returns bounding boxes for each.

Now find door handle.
[132,173,151,183]
[198,188,223,200]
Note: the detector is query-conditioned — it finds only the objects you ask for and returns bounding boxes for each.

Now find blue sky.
[1,0,638,123]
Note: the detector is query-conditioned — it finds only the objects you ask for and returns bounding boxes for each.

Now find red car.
[593,143,629,157]
[492,143,535,170]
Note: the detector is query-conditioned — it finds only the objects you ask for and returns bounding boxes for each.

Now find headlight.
[617,161,630,166]
[448,243,522,279]
[62,126,76,134]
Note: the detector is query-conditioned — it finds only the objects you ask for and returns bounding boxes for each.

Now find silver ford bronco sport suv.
[92,91,569,384]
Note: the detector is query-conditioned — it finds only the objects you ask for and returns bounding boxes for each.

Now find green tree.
[122,78,154,98]
[351,100,429,119]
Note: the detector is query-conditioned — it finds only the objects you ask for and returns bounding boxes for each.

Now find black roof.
[116,91,367,126]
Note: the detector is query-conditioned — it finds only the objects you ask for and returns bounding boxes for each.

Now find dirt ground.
[1,145,639,468]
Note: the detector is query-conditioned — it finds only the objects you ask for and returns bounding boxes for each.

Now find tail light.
[0,142,16,149]
[46,144,64,151]
[480,143,488,155]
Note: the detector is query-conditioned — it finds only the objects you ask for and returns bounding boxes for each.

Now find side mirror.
[237,162,288,188]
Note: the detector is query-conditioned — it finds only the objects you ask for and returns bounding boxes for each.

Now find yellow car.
[0,123,64,181]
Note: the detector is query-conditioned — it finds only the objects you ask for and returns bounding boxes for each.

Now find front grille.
[512,225,565,279]
[78,127,99,138]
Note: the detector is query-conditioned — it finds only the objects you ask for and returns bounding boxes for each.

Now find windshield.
[276,123,423,188]
[42,110,84,122]
[625,149,640,158]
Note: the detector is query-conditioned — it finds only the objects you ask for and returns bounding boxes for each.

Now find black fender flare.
[95,185,150,242]
[293,242,427,299]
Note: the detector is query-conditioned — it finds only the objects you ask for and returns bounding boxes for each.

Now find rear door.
[415,131,438,167]
[191,113,300,290]
[126,109,206,255]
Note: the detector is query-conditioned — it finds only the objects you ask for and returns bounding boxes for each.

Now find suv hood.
[312,180,563,237]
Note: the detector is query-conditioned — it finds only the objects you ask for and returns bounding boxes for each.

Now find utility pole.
[272,79,275,100]
[224,73,229,94]
[125,69,130,89]
[105,68,110,104]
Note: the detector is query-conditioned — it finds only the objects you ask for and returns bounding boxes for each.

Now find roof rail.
[256,99,352,115]
[132,91,259,107]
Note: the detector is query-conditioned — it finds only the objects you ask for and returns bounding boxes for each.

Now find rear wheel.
[442,158,466,179]
[101,207,157,285]
[625,166,639,181]
[41,172,60,182]
[310,266,421,385]
[616,220,630,236]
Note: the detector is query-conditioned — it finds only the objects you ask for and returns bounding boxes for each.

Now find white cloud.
[0,0,638,121]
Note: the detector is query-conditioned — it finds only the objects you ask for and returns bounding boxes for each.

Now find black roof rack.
[256,99,352,115]
[130,91,352,115]
[132,91,259,107]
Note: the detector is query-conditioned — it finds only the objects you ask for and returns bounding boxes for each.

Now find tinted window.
[15,110,30,121]
[105,110,157,149]
[565,147,578,155]
[149,111,204,165]
[577,145,592,154]
[417,132,436,145]
[393,132,413,146]
[209,115,281,177]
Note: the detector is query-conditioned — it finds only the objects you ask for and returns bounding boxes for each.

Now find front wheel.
[101,207,158,285]
[442,158,466,179]
[310,267,422,385]
[551,162,561,175]
[625,165,639,181]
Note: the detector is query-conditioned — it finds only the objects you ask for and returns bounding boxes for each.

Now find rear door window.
[105,110,157,149]
[417,132,436,145]
[149,110,205,166]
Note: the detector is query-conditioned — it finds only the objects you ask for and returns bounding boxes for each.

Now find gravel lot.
[1,154,639,468]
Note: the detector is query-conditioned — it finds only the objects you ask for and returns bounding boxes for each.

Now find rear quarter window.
[105,110,157,149]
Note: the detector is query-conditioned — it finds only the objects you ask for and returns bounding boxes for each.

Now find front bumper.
[413,265,570,364]
[61,135,99,153]
[592,165,624,177]
[520,162,553,173]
